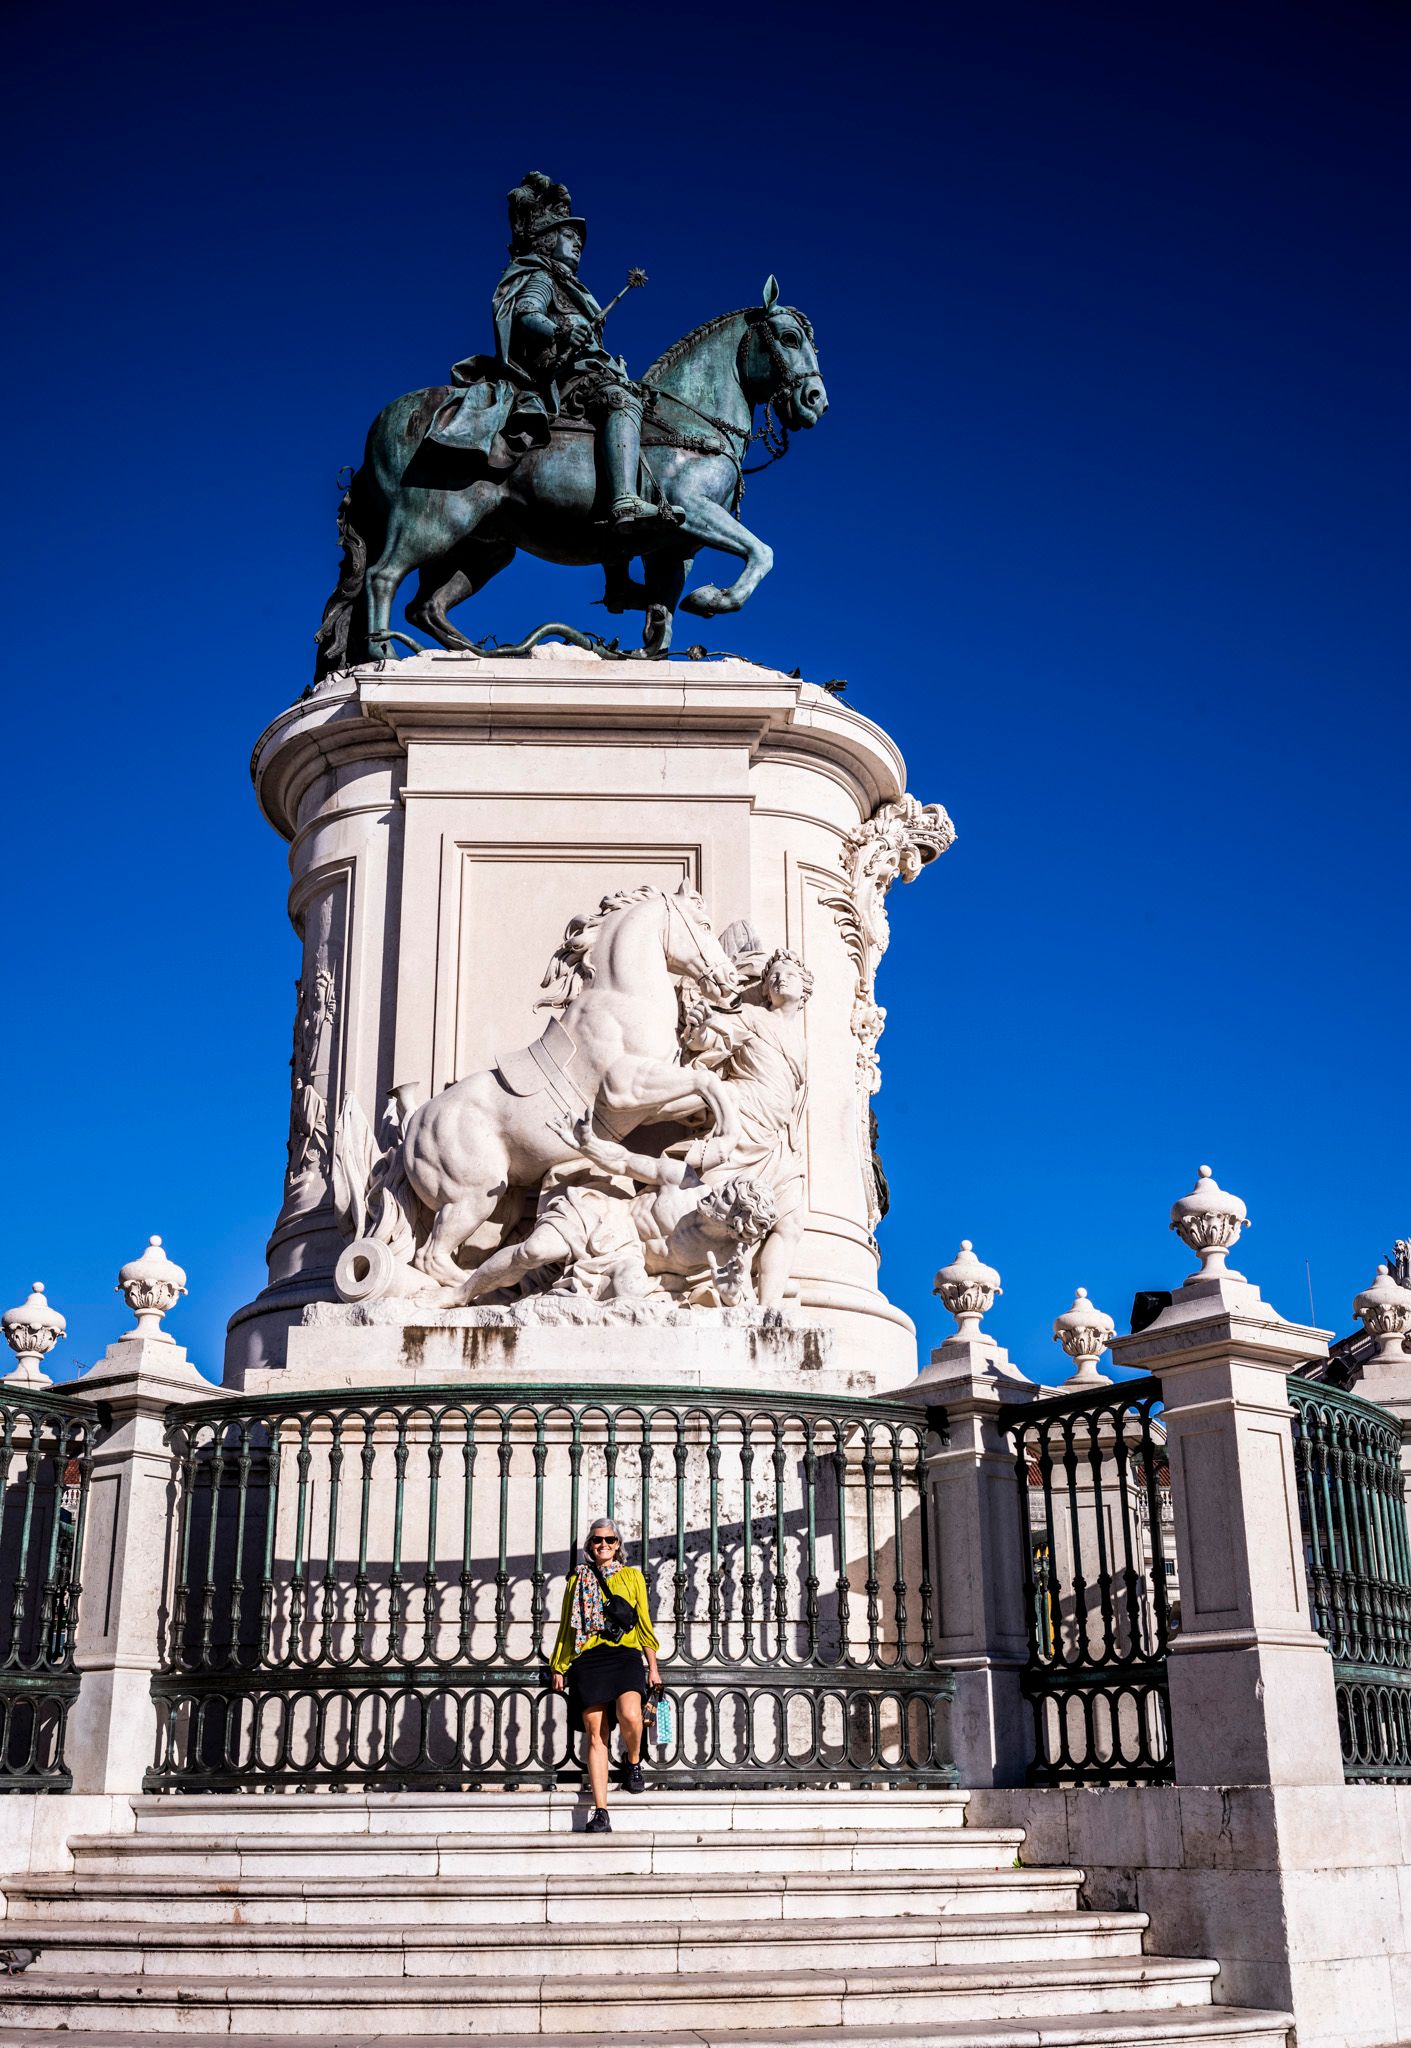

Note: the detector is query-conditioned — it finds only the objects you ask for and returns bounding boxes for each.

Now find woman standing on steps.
[551,1517,662,1833]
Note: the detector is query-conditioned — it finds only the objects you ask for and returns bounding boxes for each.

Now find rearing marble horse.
[372,885,742,1290]
[313,282,827,676]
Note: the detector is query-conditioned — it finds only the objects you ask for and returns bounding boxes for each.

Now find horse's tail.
[312,462,384,683]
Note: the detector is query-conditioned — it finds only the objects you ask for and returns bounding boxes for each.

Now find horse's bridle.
[663,891,732,1000]
[645,310,815,482]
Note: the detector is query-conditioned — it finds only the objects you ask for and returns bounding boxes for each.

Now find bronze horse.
[313,282,826,677]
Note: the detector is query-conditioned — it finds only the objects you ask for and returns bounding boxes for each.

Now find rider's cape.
[426,255,603,461]
[424,363,521,460]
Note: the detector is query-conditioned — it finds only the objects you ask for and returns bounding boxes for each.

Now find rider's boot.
[599,401,669,529]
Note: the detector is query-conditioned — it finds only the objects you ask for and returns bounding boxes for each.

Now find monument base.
[240,1299,910,1399]
[228,648,950,1399]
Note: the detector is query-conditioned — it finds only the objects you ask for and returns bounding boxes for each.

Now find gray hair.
[586,1516,622,1543]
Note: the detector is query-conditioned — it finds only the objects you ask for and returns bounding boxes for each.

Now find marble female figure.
[684,948,813,1307]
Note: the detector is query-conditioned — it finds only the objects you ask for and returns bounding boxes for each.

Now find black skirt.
[565,1643,648,1734]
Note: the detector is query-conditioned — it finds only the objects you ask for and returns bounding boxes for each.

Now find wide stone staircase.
[0,1789,1291,2045]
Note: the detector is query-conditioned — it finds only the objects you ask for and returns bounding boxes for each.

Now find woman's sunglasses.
[588,1536,620,1548]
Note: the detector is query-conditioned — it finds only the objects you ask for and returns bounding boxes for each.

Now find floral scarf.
[572,1540,628,1651]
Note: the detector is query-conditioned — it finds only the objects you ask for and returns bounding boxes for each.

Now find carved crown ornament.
[116,1235,188,1342]
[2,1281,66,1387]
[933,1240,1002,1338]
[1052,1286,1116,1388]
[1353,1262,1411,1362]
[1169,1164,1250,1280]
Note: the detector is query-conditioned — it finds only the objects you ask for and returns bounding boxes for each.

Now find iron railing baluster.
[320,1415,345,1668]
[771,1420,788,1663]
[388,1410,410,1667]
[531,1409,549,1665]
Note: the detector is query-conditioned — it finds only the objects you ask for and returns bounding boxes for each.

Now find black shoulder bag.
[587,1559,638,1643]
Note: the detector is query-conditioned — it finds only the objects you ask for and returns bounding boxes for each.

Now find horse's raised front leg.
[596,1055,740,1148]
[673,501,773,618]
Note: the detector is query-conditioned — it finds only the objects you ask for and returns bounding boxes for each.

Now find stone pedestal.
[1109,1270,1345,1788]
[255,1299,881,1398]
[228,650,950,1390]
[64,1335,212,1796]
[903,1330,1035,1787]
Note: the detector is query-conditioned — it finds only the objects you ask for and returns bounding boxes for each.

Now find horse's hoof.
[680,585,726,618]
[642,605,672,658]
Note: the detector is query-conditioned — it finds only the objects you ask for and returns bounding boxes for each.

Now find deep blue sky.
[4,0,1406,1387]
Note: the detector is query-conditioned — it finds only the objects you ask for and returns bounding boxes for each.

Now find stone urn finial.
[1353,1263,1411,1366]
[933,1240,1002,1339]
[1170,1164,1250,1280]
[116,1236,188,1342]
[2,1282,65,1388]
[1053,1287,1116,1388]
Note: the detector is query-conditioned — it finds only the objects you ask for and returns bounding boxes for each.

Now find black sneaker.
[584,1807,612,1833]
[620,1760,645,1795]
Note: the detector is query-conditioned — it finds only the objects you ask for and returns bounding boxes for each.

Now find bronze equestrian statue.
[313,172,827,677]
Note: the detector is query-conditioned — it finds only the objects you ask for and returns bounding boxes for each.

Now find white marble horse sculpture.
[347,883,741,1291]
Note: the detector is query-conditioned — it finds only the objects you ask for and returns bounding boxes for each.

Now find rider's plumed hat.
[507,171,586,253]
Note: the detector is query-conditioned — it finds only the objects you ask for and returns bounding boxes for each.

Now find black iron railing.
[1006,1377,1174,1785]
[1289,1377,1411,1781]
[147,1384,952,1791]
[0,1389,96,1789]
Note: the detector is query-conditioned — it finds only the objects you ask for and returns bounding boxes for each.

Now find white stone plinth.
[254,1298,898,1398]
[902,1333,1036,1786]
[65,1335,214,1796]
[969,1782,1411,2048]
[229,651,949,1391]
[1109,1268,1344,1789]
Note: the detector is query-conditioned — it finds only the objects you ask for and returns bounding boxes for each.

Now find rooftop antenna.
[1305,1258,1316,1326]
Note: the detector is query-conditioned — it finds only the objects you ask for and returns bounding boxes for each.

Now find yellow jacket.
[550,1566,659,1674]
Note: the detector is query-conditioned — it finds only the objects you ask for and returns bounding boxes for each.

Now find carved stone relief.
[807,795,953,1227]
[277,879,347,1224]
[332,885,813,1318]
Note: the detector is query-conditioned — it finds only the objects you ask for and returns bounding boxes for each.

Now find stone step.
[3,1906,1152,1977]
[0,1954,1226,2034]
[0,2014,1296,2048]
[62,1824,1030,1882]
[6,1864,1085,1927]
[123,1788,972,1837]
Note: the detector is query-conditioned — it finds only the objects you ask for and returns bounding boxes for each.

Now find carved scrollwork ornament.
[809,792,953,1228]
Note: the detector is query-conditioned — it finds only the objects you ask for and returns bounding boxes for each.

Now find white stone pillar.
[65,1246,211,1796]
[904,1242,1036,1786]
[1108,1167,1345,1787]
